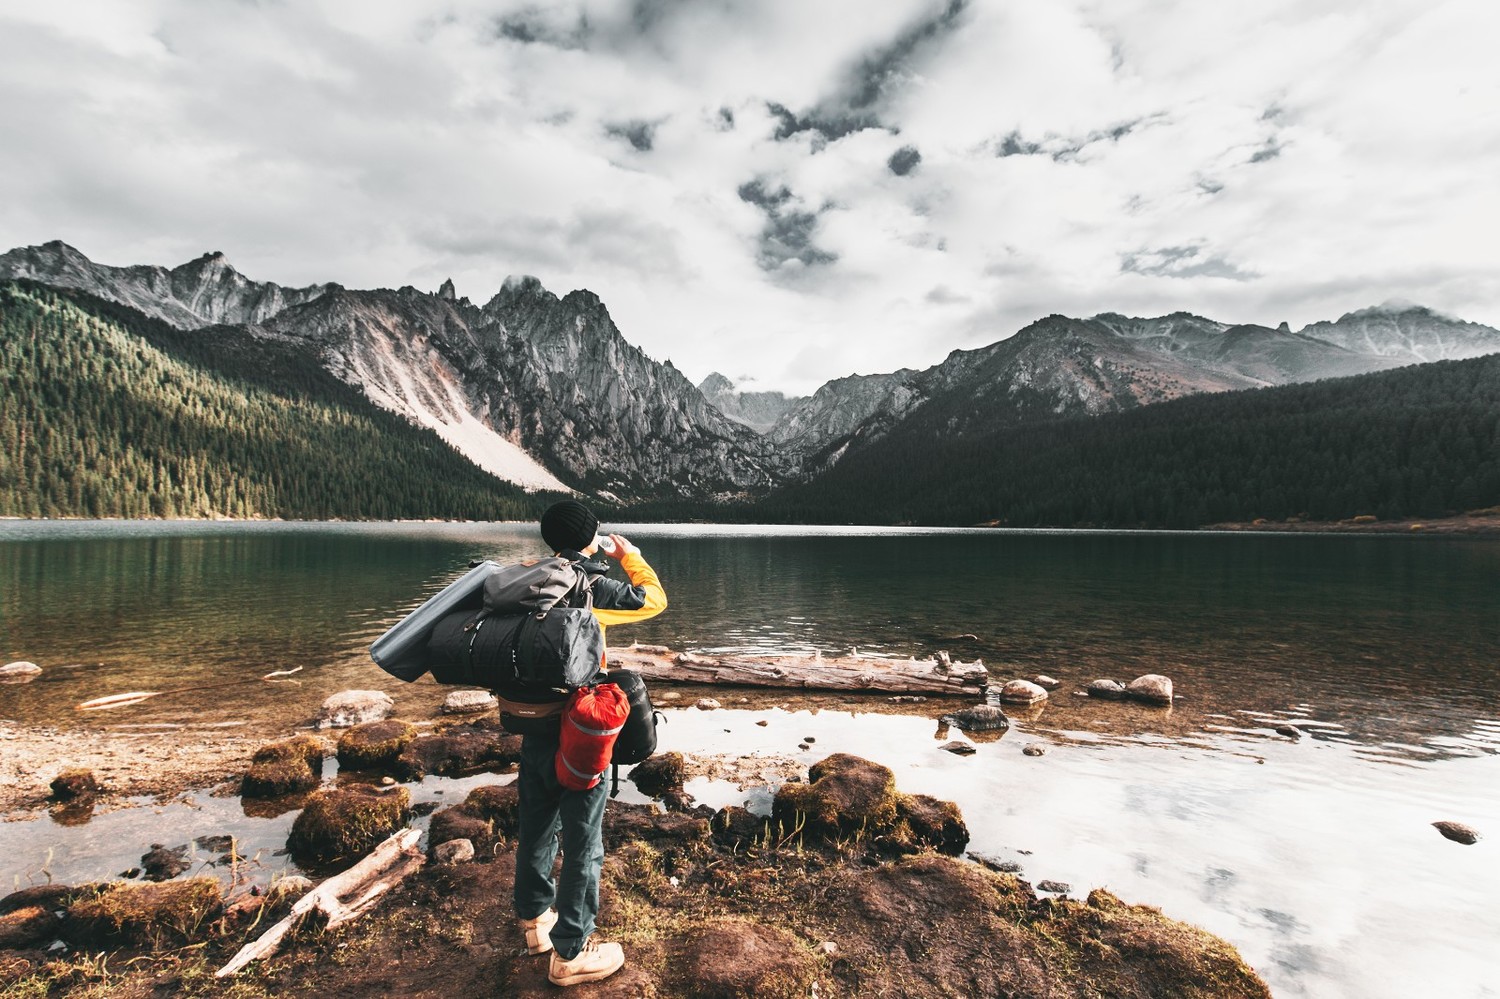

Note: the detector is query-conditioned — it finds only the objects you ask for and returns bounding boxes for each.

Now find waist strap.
[495,695,565,719]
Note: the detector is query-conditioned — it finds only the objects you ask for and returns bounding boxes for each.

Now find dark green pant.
[513,733,608,960]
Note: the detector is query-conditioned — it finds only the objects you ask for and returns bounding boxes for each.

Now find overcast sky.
[2,0,1497,395]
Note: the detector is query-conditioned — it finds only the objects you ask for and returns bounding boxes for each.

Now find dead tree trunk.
[608,645,987,697]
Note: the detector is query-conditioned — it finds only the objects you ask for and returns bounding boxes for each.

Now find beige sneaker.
[548,936,625,987]
[519,908,559,955]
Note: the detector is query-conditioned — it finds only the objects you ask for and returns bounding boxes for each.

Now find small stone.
[1030,675,1061,690]
[433,838,476,864]
[1,661,42,677]
[889,695,927,704]
[756,720,769,727]
[940,704,1010,732]
[999,679,1049,705]
[797,743,810,751]
[1086,679,1127,700]
[1022,744,1046,757]
[381,776,395,785]
[441,690,498,715]
[940,741,976,756]
[1433,821,1481,845]
[804,736,816,743]
[661,691,682,701]
[316,690,394,730]
[695,698,721,711]
[1126,674,1174,705]
[816,940,838,956]
[1274,724,1300,739]
[969,853,1023,874]
[1036,880,1071,894]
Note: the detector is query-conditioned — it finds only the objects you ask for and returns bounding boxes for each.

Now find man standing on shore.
[514,499,667,987]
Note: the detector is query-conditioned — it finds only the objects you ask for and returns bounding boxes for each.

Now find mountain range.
[4,239,1498,508]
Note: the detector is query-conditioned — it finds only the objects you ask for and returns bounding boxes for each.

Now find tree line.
[0,281,556,520]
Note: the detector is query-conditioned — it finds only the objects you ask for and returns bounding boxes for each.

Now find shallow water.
[1,520,1498,997]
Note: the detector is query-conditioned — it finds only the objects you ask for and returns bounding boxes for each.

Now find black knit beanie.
[540,500,599,553]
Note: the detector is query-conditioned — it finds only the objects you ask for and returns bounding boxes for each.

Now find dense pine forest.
[744,354,1500,527]
[0,281,552,520]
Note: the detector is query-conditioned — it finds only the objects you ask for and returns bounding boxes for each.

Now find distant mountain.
[1298,304,1500,363]
[0,242,784,503]
[0,240,335,328]
[697,373,799,434]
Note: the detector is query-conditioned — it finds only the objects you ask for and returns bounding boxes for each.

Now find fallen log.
[216,827,423,978]
[609,645,987,696]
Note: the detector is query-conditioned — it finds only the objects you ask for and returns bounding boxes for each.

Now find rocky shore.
[1,690,1272,998]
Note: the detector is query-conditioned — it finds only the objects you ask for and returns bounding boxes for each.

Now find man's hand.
[602,533,635,560]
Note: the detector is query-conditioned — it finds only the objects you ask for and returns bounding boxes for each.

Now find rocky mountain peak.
[438,277,456,301]
[699,372,735,395]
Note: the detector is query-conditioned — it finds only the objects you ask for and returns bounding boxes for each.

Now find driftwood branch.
[216,827,423,978]
[611,645,987,696]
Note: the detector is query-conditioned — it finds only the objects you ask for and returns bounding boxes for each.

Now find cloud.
[1120,245,1258,281]
[0,0,1497,397]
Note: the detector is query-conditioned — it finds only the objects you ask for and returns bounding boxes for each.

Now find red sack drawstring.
[555,683,628,791]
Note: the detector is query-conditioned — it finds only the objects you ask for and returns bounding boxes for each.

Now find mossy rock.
[287,785,410,866]
[49,768,100,801]
[337,720,417,770]
[392,724,521,780]
[604,801,711,851]
[0,905,60,949]
[462,782,521,836]
[888,793,970,856]
[428,806,494,854]
[242,734,327,798]
[66,878,222,949]
[772,753,901,843]
[674,918,818,999]
[630,752,685,798]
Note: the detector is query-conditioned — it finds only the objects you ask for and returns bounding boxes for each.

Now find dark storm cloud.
[1121,245,1258,281]
[768,0,970,143]
[605,119,656,151]
[737,179,837,272]
[887,144,922,176]
[494,7,591,49]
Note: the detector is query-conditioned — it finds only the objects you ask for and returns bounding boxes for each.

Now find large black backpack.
[425,557,605,732]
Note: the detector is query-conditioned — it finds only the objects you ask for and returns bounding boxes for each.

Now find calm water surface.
[1,520,1497,998]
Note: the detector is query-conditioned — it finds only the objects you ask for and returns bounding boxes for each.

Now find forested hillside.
[0,282,552,519]
[746,355,1500,527]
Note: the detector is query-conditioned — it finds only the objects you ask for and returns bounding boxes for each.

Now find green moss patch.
[336,720,417,771]
[66,878,222,949]
[242,735,328,798]
[287,785,410,866]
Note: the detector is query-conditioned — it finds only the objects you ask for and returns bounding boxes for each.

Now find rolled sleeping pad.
[369,561,496,682]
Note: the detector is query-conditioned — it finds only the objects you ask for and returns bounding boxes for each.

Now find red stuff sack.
[555,683,629,791]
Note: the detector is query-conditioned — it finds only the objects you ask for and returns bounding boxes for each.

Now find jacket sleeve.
[591,549,667,628]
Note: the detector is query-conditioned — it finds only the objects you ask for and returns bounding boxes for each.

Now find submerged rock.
[1433,821,1481,845]
[1126,674,1174,705]
[1022,744,1047,757]
[0,661,41,677]
[1086,679,1128,700]
[940,741,977,756]
[316,689,394,730]
[1030,674,1061,690]
[140,844,190,882]
[940,704,1011,732]
[392,719,522,780]
[287,785,410,865]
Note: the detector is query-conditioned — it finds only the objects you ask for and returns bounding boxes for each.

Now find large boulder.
[336,720,417,770]
[241,735,327,798]
[287,785,410,865]
[316,690,394,730]
[66,878,223,949]
[1126,674,1174,705]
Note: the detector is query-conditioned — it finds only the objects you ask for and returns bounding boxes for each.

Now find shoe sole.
[548,959,624,987]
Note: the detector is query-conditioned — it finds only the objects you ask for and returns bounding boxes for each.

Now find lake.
[2,520,1498,998]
